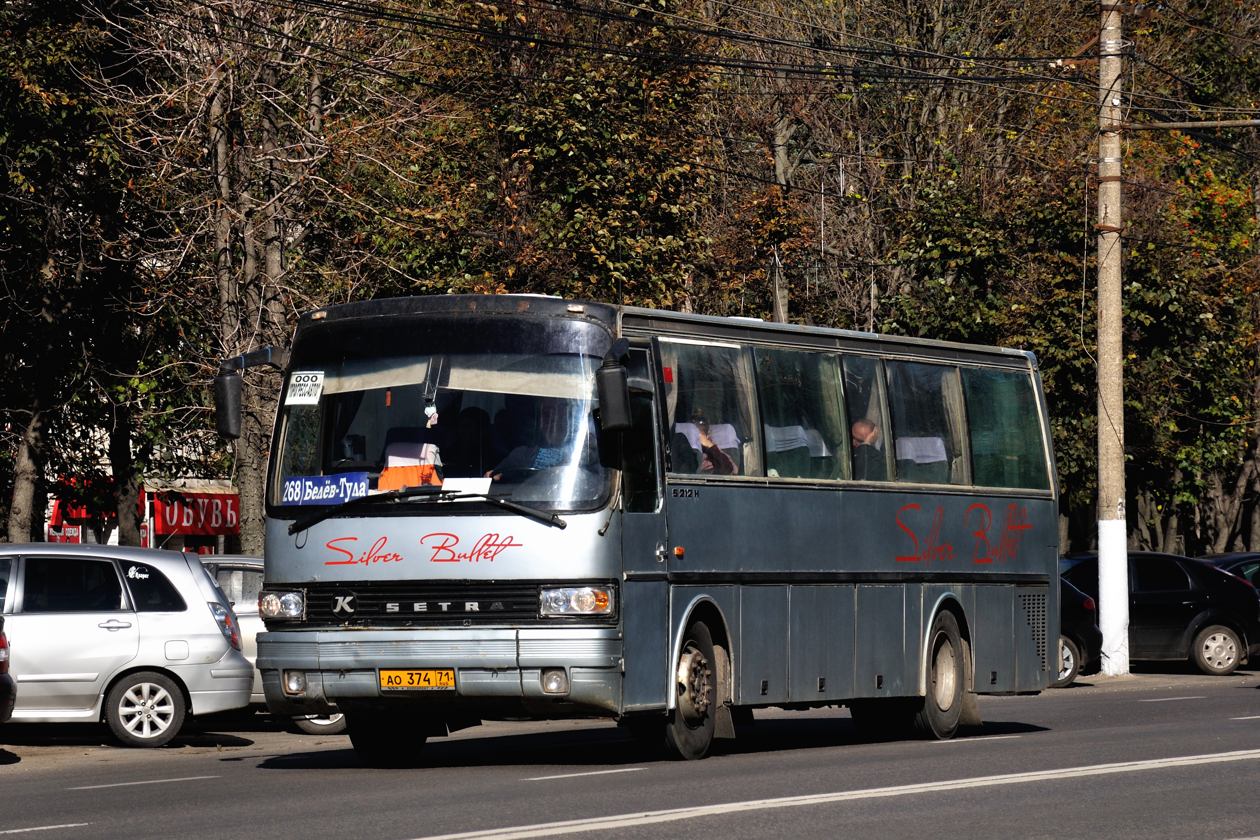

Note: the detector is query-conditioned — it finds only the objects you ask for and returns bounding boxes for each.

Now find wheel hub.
[931,638,958,711]
[1204,634,1236,668]
[675,647,712,725]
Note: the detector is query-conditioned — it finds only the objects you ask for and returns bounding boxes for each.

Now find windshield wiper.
[440,492,567,530]
[288,484,566,535]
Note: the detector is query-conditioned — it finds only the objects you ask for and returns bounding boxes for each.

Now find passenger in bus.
[696,416,738,475]
[486,398,580,480]
[850,418,886,480]
[672,409,738,475]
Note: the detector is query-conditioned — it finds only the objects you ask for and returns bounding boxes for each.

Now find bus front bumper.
[257,627,623,718]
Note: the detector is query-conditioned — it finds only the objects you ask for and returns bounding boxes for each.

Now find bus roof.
[297,295,1037,369]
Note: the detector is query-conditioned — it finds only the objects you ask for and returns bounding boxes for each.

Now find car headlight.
[540,586,615,617]
[259,589,305,620]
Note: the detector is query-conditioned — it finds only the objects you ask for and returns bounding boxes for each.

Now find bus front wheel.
[913,610,964,739]
[665,620,717,760]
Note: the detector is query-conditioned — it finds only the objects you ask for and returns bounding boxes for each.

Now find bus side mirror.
[214,373,243,440]
[596,359,631,432]
[596,339,632,432]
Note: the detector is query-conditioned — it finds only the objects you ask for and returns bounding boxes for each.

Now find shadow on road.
[254,712,1049,772]
[0,720,257,749]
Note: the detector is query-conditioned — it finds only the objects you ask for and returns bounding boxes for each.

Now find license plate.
[379,669,456,690]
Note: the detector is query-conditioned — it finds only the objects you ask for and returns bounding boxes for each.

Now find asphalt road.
[2,666,1260,839]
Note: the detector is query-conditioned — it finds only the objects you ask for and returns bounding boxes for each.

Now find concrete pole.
[1096,2,1129,676]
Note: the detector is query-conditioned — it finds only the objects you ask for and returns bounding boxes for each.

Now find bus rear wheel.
[665,620,717,760]
[346,708,428,767]
[913,610,964,739]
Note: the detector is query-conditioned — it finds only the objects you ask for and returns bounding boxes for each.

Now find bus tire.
[665,620,717,760]
[346,709,428,767]
[913,610,964,739]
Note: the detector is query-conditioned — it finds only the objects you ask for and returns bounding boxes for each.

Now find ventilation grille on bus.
[1017,591,1047,670]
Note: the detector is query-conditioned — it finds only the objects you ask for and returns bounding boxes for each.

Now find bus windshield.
[269,314,613,513]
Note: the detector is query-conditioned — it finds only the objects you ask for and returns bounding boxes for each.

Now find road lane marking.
[1232,715,1260,721]
[1137,696,1205,702]
[68,775,219,791]
[412,748,1260,840]
[0,826,90,836]
[524,768,645,782]
[931,734,1022,743]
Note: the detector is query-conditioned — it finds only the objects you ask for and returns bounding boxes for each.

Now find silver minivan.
[0,544,253,747]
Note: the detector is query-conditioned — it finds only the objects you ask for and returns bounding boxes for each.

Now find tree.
[0,0,124,541]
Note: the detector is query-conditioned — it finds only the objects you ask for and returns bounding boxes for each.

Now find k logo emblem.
[331,592,357,615]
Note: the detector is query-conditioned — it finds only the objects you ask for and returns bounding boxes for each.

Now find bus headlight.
[259,589,305,620]
[540,586,614,617]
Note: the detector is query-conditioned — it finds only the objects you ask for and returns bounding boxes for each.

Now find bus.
[215,294,1059,765]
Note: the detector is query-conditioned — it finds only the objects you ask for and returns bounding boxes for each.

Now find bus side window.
[961,367,1050,489]
[886,361,968,485]
[755,347,846,480]
[660,340,762,477]
[842,355,889,481]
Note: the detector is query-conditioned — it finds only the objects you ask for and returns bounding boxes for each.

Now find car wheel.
[293,712,347,736]
[1051,635,1082,688]
[664,620,717,760]
[105,671,186,748]
[1192,625,1241,675]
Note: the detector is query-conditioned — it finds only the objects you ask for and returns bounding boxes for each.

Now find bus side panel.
[738,586,789,704]
[788,585,855,702]
[1014,584,1051,691]
[621,579,669,713]
[972,585,1016,692]
[854,585,908,697]
[905,584,924,693]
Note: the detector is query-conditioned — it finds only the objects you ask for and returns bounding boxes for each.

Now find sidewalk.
[1036,665,1260,696]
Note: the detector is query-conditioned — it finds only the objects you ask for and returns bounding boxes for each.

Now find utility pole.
[1096,2,1129,676]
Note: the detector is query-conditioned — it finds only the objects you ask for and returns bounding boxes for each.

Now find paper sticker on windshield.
[280,473,369,506]
[285,371,325,405]
[442,477,492,495]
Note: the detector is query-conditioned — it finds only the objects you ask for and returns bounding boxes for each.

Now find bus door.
[619,344,670,711]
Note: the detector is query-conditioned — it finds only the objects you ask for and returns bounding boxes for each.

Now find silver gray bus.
[215,294,1059,765]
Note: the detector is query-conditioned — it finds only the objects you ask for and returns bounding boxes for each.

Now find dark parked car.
[0,616,15,724]
[1199,552,1260,589]
[1061,551,1260,675]
[1053,579,1102,687]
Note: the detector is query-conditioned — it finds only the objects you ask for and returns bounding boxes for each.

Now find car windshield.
[269,314,613,514]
